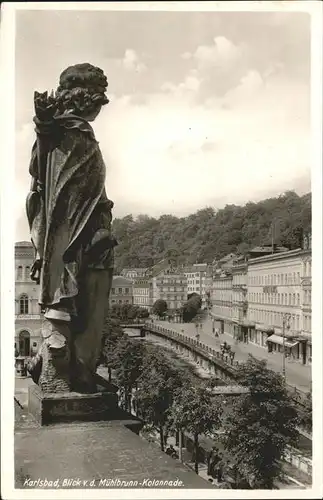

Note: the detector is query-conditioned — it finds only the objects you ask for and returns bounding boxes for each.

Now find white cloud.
[181,52,192,60]
[188,36,242,69]
[122,49,147,73]
[161,72,201,97]
[223,69,264,105]
[16,69,310,239]
[91,71,309,218]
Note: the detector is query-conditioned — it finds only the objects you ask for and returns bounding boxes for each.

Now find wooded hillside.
[111,191,311,273]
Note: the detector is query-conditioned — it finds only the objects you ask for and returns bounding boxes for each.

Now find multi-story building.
[132,278,152,311]
[246,243,312,364]
[231,259,251,341]
[210,271,234,335]
[184,263,212,308]
[109,276,133,306]
[121,268,148,280]
[155,269,187,311]
[15,241,42,357]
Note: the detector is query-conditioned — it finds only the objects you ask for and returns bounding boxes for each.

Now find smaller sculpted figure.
[26,63,117,393]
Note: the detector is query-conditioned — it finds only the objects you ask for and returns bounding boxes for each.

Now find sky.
[15,8,311,241]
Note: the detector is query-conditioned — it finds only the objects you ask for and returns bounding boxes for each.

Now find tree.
[221,356,299,488]
[152,299,167,317]
[135,346,184,451]
[299,390,312,433]
[100,317,125,381]
[112,191,311,272]
[110,303,149,322]
[181,294,202,323]
[168,382,222,474]
[109,336,145,412]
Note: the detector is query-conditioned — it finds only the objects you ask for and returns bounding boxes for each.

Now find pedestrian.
[217,454,225,483]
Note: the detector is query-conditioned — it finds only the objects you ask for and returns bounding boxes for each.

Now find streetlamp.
[282,313,291,380]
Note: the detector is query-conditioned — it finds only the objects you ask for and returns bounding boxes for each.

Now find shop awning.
[255,325,275,333]
[266,334,299,348]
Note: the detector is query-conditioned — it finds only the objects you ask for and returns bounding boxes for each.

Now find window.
[293,294,295,306]
[17,266,23,280]
[19,294,29,314]
[125,288,129,294]
[288,293,291,305]
[25,266,30,281]
[111,288,115,294]
[118,288,122,294]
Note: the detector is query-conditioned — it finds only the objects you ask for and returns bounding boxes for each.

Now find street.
[153,317,311,392]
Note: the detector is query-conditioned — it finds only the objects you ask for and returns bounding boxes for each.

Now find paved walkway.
[152,318,311,392]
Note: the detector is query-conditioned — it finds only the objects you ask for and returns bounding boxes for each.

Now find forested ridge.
[112,191,311,273]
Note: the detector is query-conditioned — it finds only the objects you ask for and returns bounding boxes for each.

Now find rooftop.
[248,247,309,264]
[249,245,289,254]
[112,276,133,287]
[121,268,148,273]
[15,241,33,247]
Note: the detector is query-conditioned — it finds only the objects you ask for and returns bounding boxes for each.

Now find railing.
[143,322,310,406]
[284,445,312,477]
[120,322,146,328]
[15,314,42,320]
[144,322,240,380]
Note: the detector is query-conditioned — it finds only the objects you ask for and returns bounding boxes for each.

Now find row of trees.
[111,191,311,272]
[100,317,300,488]
[110,303,149,322]
[152,294,203,323]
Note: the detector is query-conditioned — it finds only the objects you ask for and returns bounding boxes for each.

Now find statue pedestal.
[28,375,119,426]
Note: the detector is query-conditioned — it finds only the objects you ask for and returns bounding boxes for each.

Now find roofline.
[248,247,310,264]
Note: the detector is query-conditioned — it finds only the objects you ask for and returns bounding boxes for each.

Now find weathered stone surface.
[15,418,211,489]
[28,381,119,426]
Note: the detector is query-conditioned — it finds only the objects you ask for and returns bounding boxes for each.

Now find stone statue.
[26,63,117,394]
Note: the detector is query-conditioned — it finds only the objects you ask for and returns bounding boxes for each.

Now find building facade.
[209,239,312,364]
[155,270,187,311]
[210,271,234,335]
[184,263,212,309]
[15,242,42,357]
[246,247,312,363]
[132,278,153,310]
[109,276,133,306]
[231,260,251,341]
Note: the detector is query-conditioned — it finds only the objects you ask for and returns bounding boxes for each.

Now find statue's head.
[55,63,109,121]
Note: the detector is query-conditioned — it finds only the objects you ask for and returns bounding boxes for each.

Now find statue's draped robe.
[26,114,115,318]
[26,115,116,389]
